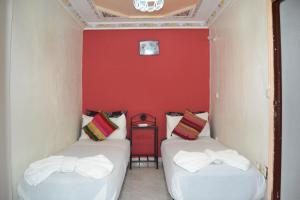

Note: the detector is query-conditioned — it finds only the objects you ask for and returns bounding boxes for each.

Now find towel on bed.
[61,156,78,172]
[173,151,214,173]
[205,149,250,171]
[173,149,250,172]
[75,155,114,179]
[24,154,114,186]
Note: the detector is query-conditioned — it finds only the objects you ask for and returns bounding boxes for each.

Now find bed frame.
[86,109,127,117]
[166,111,206,116]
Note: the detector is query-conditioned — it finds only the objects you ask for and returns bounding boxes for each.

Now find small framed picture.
[139,41,159,56]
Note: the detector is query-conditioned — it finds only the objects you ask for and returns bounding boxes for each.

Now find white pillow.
[196,112,209,121]
[79,113,127,140]
[79,115,93,140]
[166,115,182,139]
[166,112,210,139]
[107,113,127,140]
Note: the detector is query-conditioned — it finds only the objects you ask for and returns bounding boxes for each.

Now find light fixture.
[133,0,164,12]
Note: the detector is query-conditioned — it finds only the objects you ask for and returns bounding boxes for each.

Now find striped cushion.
[172,110,207,140]
[83,112,118,141]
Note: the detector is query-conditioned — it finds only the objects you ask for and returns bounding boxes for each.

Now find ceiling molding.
[85,22,208,30]
[87,18,206,24]
[96,4,198,19]
[95,5,127,18]
[57,0,86,28]
[192,0,202,17]
[87,0,104,18]
[85,18,207,30]
[67,0,99,22]
[174,10,193,17]
[206,0,233,27]
[102,12,119,18]
[87,0,102,19]
[164,5,196,18]
[193,0,220,19]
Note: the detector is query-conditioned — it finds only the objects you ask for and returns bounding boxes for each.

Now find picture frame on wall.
[139,41,159,56]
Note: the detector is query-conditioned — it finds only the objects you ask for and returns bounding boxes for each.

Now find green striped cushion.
[83,112,118,141]
[172,110,207,140]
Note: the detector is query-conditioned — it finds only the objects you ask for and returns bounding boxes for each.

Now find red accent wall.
[83,29,210,155]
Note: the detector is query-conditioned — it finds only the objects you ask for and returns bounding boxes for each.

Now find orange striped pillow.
[83,112,118,141]
[172,110,207,140]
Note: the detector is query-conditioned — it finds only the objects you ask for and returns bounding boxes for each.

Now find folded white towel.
[173,149,250,173]
[76,155,114,179]
[205,149,250,171]
[24,156,64,186]
[61,156,78,173]
[173,151,214,173]
[24,154,114,186]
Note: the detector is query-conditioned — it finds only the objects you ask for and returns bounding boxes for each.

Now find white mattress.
[161,137,266,200]
[17,139,130,200]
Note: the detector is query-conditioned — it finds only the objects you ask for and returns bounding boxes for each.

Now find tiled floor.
[119,166,172,200]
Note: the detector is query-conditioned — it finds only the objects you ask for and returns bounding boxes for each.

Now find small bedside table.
[130,113,158,169]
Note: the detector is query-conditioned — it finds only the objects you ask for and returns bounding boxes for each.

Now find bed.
[161,137,266,200]
[161,111,266,200]
[18,139,130,200]
[17,111,130,200]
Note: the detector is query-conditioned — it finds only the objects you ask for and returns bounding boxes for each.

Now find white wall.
[0,0,12,199]
[280,0,300,199]
[9,0,83,198]
[209,0,270,167]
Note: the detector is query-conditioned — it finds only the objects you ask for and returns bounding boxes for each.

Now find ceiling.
[93,0,199,18]
[60,0,231,29]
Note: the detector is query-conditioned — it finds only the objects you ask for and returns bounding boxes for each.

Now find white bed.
[17,139,130,200]
[161,137,266,200]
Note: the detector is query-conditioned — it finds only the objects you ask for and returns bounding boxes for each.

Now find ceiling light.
[133,0,164,12]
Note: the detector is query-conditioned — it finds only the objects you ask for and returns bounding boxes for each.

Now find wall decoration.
[139,41,159,56]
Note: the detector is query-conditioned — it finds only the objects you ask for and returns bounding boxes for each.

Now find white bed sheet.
[161,137,266,200]
[17,139,130,200]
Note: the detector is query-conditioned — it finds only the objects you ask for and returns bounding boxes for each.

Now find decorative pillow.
[166,112,210,139]
[80,113,127,140]
[172,111,207,140]
[83,112,118,141]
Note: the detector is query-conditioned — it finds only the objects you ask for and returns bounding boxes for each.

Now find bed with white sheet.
[18,139,130,200]
[162,112,266,200]
[18,111,130,200]
[161,137,266,200]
